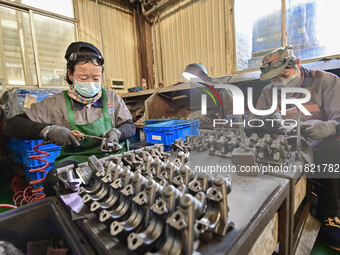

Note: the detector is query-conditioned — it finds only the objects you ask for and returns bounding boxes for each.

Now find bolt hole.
[212,190,217,196]
[114,225,119,231]
[132,238,137,245]
[139,194,144,199]
[158,201,163,207]
[175,214,181,221]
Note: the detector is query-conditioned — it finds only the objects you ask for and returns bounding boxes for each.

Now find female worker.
[4,41,136,195]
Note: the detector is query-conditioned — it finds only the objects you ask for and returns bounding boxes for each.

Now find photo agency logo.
[198,83,223,115]
[198,84,312,128]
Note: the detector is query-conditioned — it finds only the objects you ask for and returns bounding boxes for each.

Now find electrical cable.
[10,143,50,206]
[0,204,17,209]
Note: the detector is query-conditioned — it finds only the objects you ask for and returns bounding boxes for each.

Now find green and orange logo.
[198,83,223,115]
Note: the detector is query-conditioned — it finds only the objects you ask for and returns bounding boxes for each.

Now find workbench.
[0,150,291,255]
[187,152,290,255]
[69,151,291,255]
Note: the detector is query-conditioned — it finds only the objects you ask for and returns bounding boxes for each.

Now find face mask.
[72,76,101,98]
[281,71,302,87]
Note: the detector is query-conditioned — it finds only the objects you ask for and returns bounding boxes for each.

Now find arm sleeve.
[116,119,136,141]
[4,113,48,140]
[112,94,135,140]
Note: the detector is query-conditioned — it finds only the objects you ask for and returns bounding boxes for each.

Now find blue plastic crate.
[8,147,61,168]
[143,120,200,146]
[7,137,61,153]
[145,118,179,125]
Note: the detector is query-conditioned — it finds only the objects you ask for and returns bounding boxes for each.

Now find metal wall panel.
[152,0,228,87]
[75,0,140,91]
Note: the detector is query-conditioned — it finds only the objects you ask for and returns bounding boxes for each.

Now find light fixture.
[182,63,210,83]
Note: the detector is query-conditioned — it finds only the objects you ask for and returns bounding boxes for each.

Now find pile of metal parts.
[57,144,233,255]
[181,128,292,165]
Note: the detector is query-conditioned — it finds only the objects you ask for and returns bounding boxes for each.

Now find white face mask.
[272,69,301,88]
[281,72,301,87]
[72,76,101,98]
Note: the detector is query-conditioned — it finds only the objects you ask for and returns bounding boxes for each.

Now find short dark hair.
[65,48,104,85]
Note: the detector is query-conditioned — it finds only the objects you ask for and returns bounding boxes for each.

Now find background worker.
[256,45,340,251]
[4,41,136,195]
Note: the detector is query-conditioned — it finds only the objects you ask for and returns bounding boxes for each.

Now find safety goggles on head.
[260,57,294,73]
[68,52,104,66]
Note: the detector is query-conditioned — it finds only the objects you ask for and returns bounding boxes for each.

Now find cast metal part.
[109,179,164,240]
[99,168,136,225]
[158,161,179,183]
[172,165,196,188]
[123,151,143,170]
[100,137,123,153]
[176,149,190,165]
[153,193,205,255]
[90,172,148,215]
[127,185,184,253]
[255,138,271,159]
[196,175,234,237]
[188,172,213,195]
[56,165,82,191]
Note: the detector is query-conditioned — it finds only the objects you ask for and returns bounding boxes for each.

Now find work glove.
[41,125,80,146]
[104,128,121,143]
[301,120,337,140]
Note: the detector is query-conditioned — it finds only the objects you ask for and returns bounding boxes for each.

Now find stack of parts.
[57,144,233,254]
[185,128,292,165]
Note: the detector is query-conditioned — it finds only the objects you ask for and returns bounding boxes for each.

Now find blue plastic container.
[8,147,61,168]
[145,118,179,125]
[7,137,61,153]
[143,120,200,146]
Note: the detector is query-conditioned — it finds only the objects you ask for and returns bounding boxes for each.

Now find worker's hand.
[104,128,121,143]
[301,120,337,140]
[47,125,80,146]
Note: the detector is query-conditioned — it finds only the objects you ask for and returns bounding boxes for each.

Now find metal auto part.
[172,165,196,188]
[153,193,205,255]
[188,172,213,195]
[196,175,234,237]
[100,137,123,153]
[127,185,184,253]
[109,179,164,240]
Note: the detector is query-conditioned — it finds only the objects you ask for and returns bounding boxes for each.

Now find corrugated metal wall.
[75,0,140,90]
[152,0,229,87]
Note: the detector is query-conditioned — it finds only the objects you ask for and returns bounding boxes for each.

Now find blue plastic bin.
[7,137,61,153]
[8,147,61,168]
[145,118,179,125]
[143,120,200,146]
